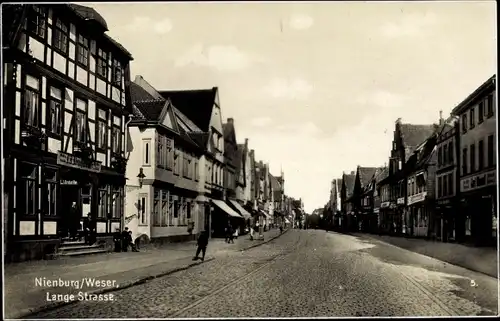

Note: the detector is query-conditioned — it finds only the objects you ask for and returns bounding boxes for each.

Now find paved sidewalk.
[4,228,286,319]
[353,233,498,278]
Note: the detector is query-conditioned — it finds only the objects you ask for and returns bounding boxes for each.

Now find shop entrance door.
[59,183,81,239]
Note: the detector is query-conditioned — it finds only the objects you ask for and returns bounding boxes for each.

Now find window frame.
[487,135,494,168]
[478,101,484,123]
[469,108,475,129]
[478,139,484,170]
[74,100,88,145]
[96,48,108,80]
[97,189,108,219]
[112,59,122,87]
[17,162,38,217]
[470,143,476,173]
[111,125,121,155]
[461,114,467,133]
[138,194,147,225]
[111,188,122,219]
[161,191,169,226]
[462,147,468,175]
[76,34,90,68]
[96,108,108,151]
[486,94,494,118]
[23,74,41,129]
[46,84,64,137]
[143,139,151,166]
[153,190,161,227]
[42,168,57,216]
[28,5,48,41]
[52,17,69,55]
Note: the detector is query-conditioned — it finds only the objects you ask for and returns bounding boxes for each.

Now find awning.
[228,200,252,219]
[260,210,272,219]
[212,200,243,219]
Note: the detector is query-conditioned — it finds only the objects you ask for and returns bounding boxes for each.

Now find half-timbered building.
[3,4,133,261]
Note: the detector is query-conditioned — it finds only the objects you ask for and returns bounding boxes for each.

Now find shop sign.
[381,202,390,208]
[461,170,496,193]
[60,180,78,186]
[408,192,427,206]
[397,197,405,205]
[57,152,101,173]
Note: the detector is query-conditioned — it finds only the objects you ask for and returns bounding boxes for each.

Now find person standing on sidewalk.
[113,228,122,252]
[121,227,130,252]
[193,230,209,261]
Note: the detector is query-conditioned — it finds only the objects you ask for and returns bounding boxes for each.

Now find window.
[53,18,68,54]
[438,176,442,198]
[478,102,484,123]
[153,190,160,226]
[76,35,89,67]
[96,49,108,78]
[486,94,494,117]
[187,202,191,219]
[443,175,448,196]
[47,86,62,135]
[462,148,468,175]
[112,59,122,86]
[96,109,107,150]
[469,108,475,129]
[29,6,47,39]
[139,195,147,225]
[166,138,174,170]
[174,149,180,175]
[75,109,87,144]
[112,126,121,154]
[98,190,108,218]
[111,188,121,219]
[43,169,57,216]
[488,135,494,167]
[470,144,476,173]
[161,191,168,226]
[478,140,484,170]
[143,140,150,165]
[194,160,199,181]
[157,135,165,168]
[183,153,189,177]
[174,200,179,218]
[461,114,467,133]
[17,163,37,216]
[448,142,454,165]
[448,173,453,196]
[438,147,442,166]
[23,75,40,128]
[168,195,174,225]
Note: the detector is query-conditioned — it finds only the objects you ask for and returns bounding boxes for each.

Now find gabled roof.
[452,75,496,115]
[343,174,356,196]
[188,132,210,149]
[269,174,282,191]
[358,167,378,188]
[133,99,166,121]
[158,88,217,132]
[375,167,389,184]
[400,123,437,159]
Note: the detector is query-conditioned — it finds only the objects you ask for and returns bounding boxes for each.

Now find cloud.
[250,117,273,127]
[175,44,264,71]
[289,14,314,30]
[264,77,313,100]
[124,16,173,35]
[355,90,408,109]
[380,12,438,38]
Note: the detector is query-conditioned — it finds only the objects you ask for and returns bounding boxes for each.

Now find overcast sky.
[88,1,496,213]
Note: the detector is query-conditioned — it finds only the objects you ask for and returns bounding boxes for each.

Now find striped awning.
[212,199,243,219]
[228,200,252,219]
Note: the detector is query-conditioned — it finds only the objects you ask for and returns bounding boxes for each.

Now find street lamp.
[137,168,146,188]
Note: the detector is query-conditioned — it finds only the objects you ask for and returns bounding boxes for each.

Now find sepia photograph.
[1,1,498,319]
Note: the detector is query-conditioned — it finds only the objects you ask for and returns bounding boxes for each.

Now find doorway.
[59,184,81,238]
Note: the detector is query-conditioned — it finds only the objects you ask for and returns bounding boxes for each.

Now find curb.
[240,228,290,251]
[15,257,215,319]
[356,233,497,278]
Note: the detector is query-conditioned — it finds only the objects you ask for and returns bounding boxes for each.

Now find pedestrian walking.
[128,230,139,252]
[193,230,209,262]
[225,220,234,243]
[113,228,122,252]
[279,224,283,234]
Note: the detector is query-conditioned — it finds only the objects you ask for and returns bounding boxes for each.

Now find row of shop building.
[326,74,497,247]
[1,4,297,262]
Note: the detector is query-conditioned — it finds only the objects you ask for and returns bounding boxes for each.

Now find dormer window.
[53,18,68,54]
[96,49,108,78]
[112,60,122,86]
[29,6,47,39]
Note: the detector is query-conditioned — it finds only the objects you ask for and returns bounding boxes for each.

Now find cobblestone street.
[28,230,498,318]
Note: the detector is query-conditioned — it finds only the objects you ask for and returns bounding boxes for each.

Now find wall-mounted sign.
[408,192,427,206]
[57,152,101,173]
[461,170,496,193]
[397,197,405,205]
[60,180,78,185]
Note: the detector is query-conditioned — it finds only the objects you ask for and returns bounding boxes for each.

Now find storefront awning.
[228,200,252,219]
[285,218,291,224]
[212,200,243,219]
[260,210,272,219]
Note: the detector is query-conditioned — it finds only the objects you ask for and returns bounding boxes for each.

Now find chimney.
[227,118,234,124]
[439,110,444,125]
[396,118,402,124]
[245,138,248,147]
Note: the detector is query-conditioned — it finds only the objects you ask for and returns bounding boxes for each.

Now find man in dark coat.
[121,227,130,252]
[113,228,122,252]
[193,230,209,261]
[83,213,94,245]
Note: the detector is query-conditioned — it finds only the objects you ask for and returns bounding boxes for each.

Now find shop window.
[96,109,107,150]
[111,188,121,219]
[43,169,57,216]
[24,75,40,128]
[47,86,63,135]
[98,189,108,218]
[153,190,160,226]
[161,191,168,226]
[17,162,38,216]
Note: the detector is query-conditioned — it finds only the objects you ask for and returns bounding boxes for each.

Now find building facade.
[453,75,497,246]
[3,4,133,261]
[340,171,356,231]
